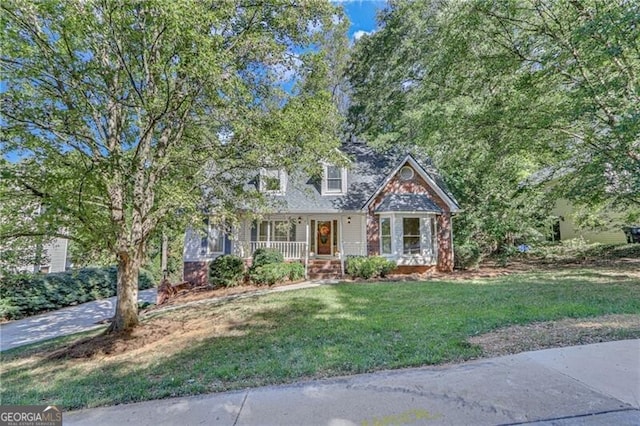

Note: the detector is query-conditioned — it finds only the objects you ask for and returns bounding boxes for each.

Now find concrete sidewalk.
[65,339,640,426]
[0,289,157,351]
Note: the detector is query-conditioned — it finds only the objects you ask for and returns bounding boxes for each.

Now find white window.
[201,218,224,254]
[402,217,421,255]
[380,217,392,255]
[258,220,296,242]
[260,169,286,194]
[322,165,347,195]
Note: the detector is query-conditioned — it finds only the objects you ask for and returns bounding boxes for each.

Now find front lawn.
[1,266,639,410]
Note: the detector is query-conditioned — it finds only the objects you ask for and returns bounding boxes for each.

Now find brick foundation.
[392,265,436,275]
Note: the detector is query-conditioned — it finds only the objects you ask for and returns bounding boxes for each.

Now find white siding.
[183,227,205,262]
[392,216,404,258]
[420,217,434,260]
[340,214,366,256]
[553,199,627,244]
[43,238,68,273]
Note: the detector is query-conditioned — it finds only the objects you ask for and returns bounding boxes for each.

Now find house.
[1,237,69,274]
[525,166,637,245]
[183,142,460,284]
[552,199,632,244]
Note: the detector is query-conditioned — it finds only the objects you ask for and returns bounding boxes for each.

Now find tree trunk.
[107,252,140,332]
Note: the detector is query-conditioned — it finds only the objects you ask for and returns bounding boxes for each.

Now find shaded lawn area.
[1,267,639,410]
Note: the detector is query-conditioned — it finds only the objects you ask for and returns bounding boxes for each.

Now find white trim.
[379,212,438,266]
[363,155,460,213]
[203,220,225,256]
[379,215,392,255]
[259,169,287,195]
[257,219,297,242]
[321,164,347,196]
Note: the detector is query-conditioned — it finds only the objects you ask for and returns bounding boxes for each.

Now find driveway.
[0,288,157,351]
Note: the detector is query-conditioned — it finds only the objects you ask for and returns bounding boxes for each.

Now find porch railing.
[233,240,366,261]
[234,241,307,260]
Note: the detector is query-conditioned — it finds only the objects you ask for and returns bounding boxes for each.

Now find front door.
[316,221,333,255]
[311,219,339,256]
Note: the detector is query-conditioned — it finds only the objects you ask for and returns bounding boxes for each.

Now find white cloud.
[353,30,373,40]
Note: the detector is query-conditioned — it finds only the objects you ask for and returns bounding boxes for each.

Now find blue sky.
[337,0,387,40]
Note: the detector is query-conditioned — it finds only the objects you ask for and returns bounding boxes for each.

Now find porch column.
[339,216,345,277]
[266,221,271,248]
[304,218,309,279]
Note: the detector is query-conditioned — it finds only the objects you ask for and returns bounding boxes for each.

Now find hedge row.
[250,262,305,286]
[0,266,155,320]
[209,249,305,287]
[346,256,396,279]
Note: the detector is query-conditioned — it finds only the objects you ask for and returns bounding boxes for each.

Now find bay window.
[402,217,421,255]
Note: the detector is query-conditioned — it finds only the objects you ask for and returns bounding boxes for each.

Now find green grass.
[1,267,639,410]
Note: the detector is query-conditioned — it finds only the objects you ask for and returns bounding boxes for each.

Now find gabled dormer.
[259,169,287,195]
[321,164,347,196]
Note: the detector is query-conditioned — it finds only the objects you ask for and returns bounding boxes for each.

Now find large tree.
[348,0,639,259]
[1,0,345,331]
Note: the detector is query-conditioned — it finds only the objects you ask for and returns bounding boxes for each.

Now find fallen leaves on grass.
[469,314,640,357]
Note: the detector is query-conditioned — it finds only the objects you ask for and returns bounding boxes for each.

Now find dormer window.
[260,169,286,194]
[322,165,347,195]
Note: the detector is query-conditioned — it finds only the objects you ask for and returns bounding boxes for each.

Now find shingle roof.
[374,194,442,213]
[257,141,457,213]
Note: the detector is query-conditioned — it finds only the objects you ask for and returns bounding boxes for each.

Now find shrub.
[250,262,304,286]
[454,242,481,270]
[345,255,365,277]
[251,248,284,269]
[287,262,305,281]
[208,255,245,287]
[346,256,396,279]
[0,266,155,320]
[250,263,288,286]
[370,256,396,278]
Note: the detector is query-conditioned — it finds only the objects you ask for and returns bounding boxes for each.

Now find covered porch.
[233,213,367,269]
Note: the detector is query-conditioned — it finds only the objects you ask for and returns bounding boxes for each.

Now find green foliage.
[454,242,482,270]
[209,255,245,288]
[346,256,396,279]
[0,267,154,320]
[252,248,285,269]
[250,262,304,286]
[0,0,346,330]
[287,262,305,281]
[347,0,640,262]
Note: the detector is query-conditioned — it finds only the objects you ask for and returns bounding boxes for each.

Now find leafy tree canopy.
[348,0,639,258]
[1,0,348,330]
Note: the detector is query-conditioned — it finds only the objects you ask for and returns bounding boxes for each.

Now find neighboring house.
[552,199,632,244]
[183,142,460,284]
[526,167,637,245]
[2,237,69,274]
[36,237,69,273]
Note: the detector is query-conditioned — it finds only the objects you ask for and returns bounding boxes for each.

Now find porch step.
[307,259,342,279]
[308,273,342,280]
